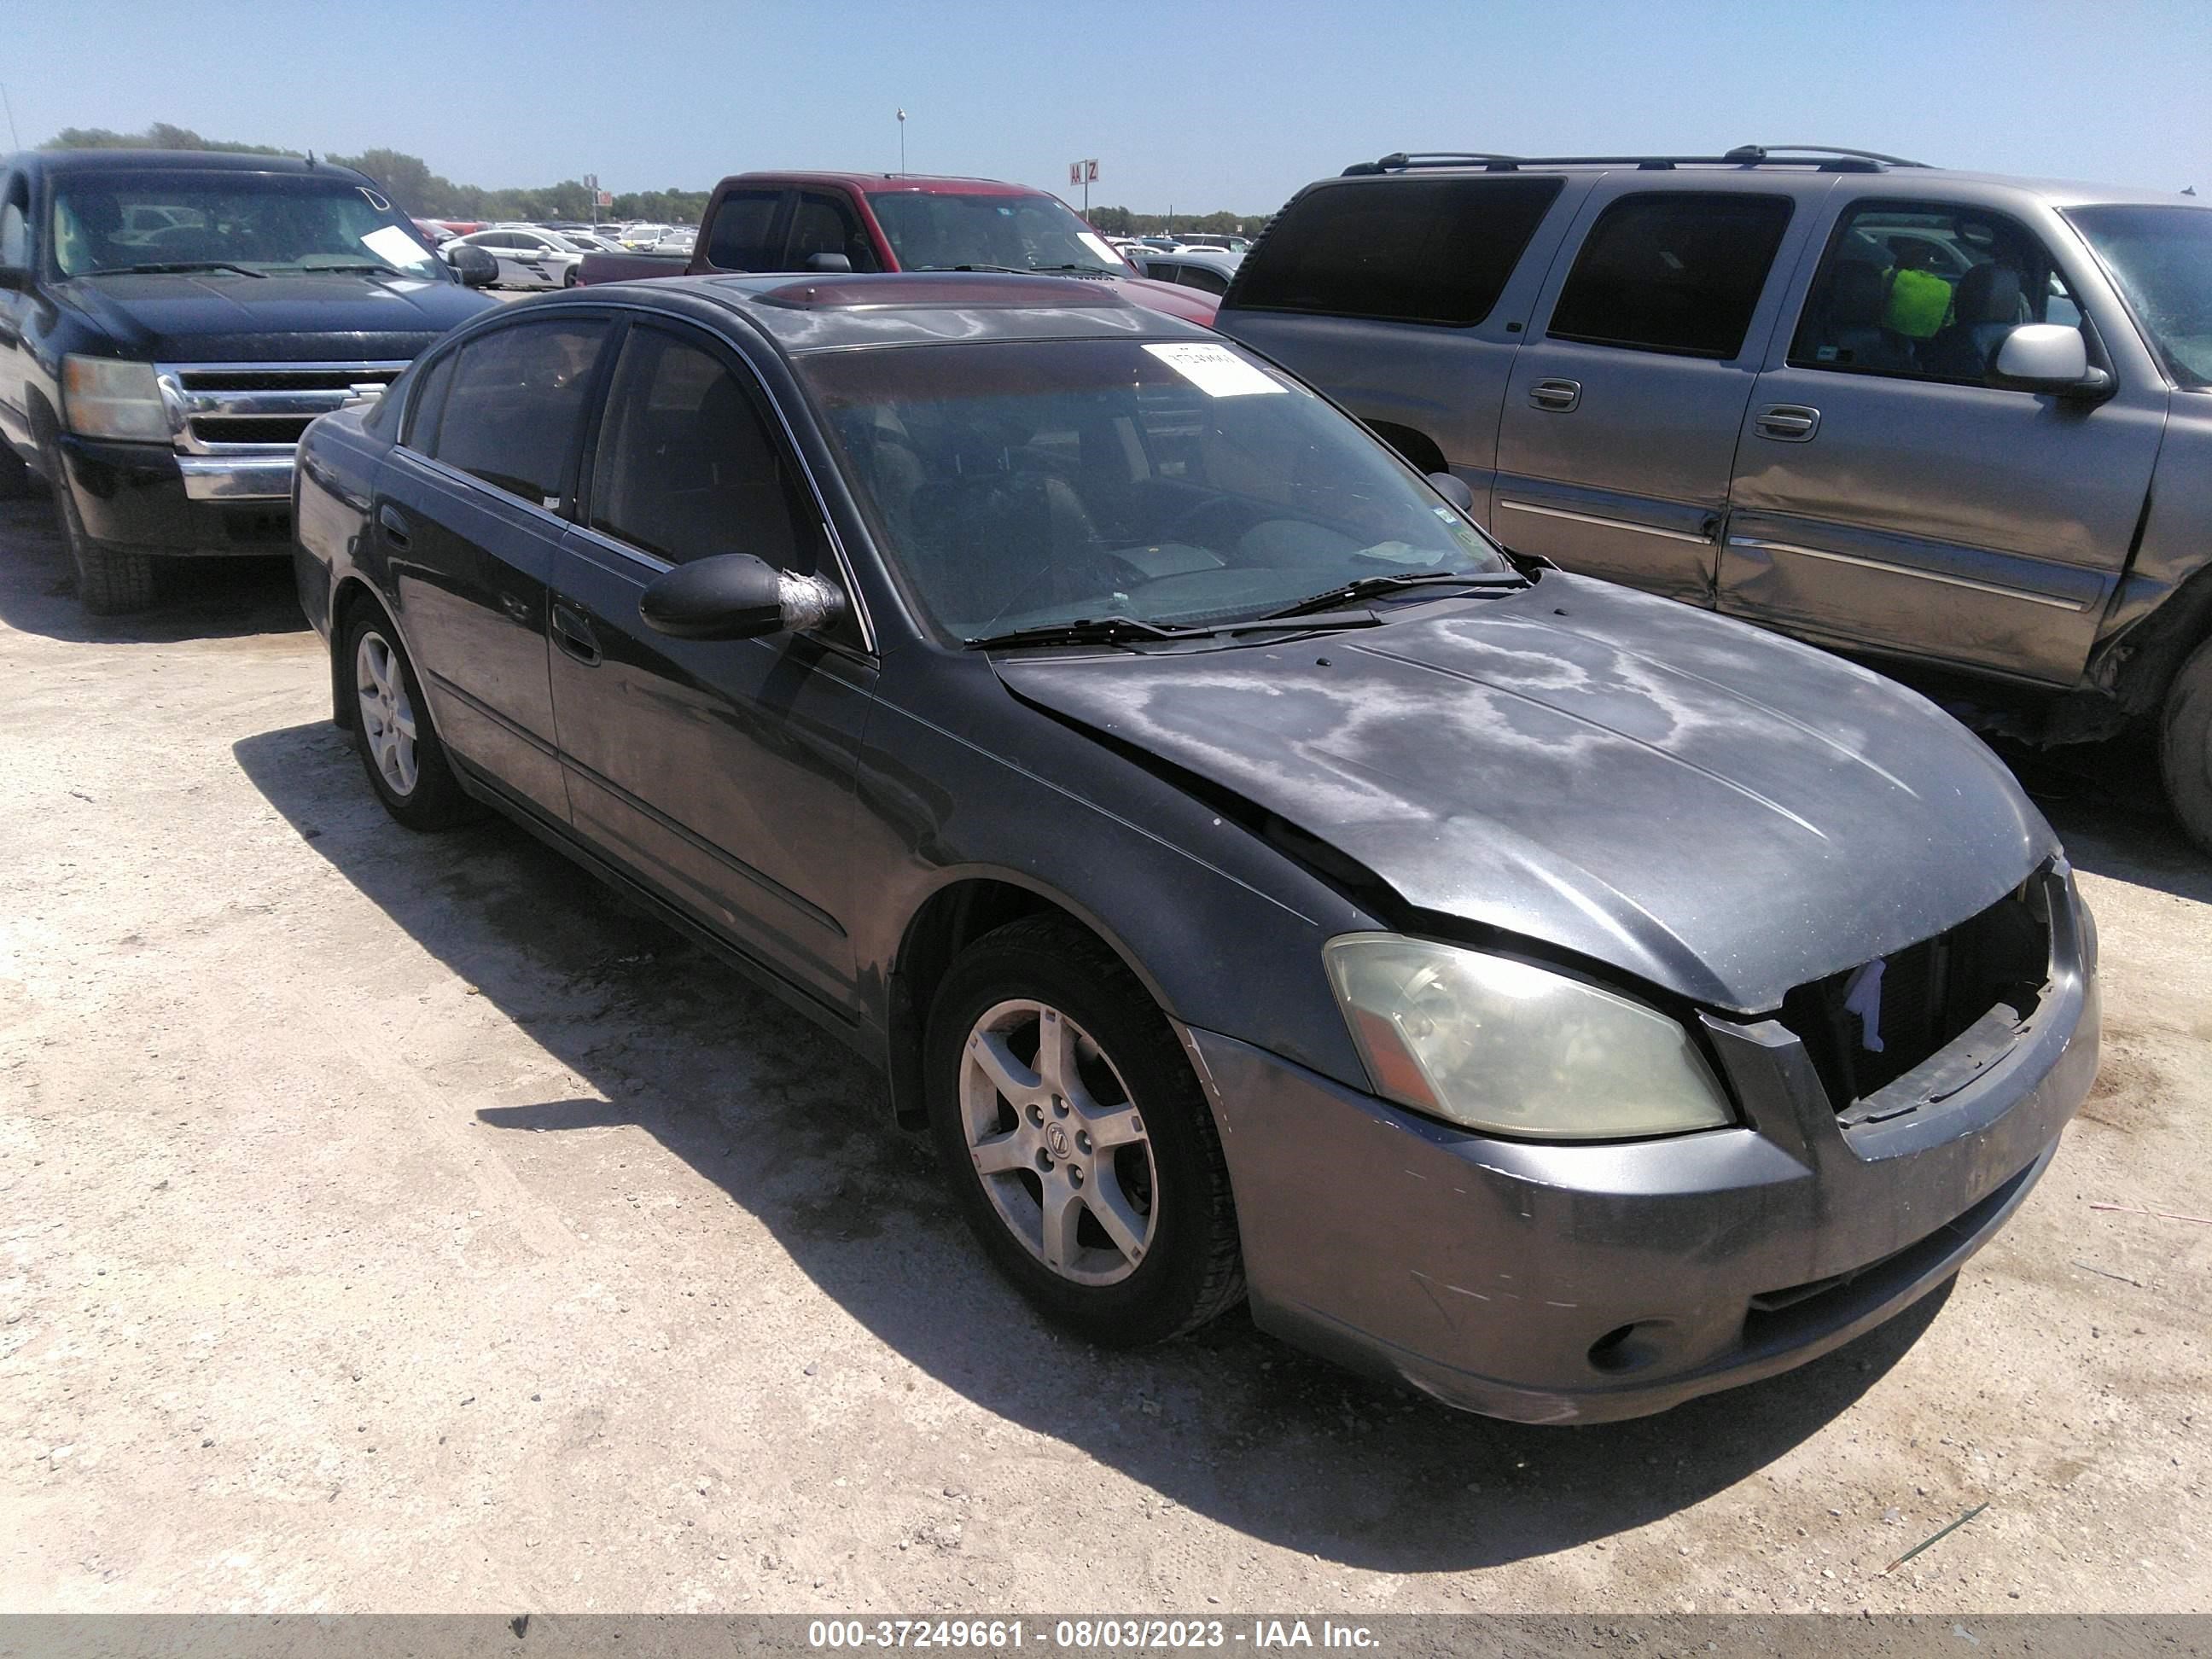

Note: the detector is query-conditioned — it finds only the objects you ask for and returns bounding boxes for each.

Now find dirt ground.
[0,498,2205,1616]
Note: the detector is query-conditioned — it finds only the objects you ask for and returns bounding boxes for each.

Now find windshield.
[867,191,1132,276]
[800,337,1509,640]
[2067,204,2212,389]
[51,170,445,279]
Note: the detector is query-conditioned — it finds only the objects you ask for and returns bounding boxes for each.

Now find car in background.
[1217,144,2212,850]
[0,146,498,613]
[573,172,1218,324]
[294,271,2094,1423]
[445,224,595,288]
[618,222,674,250]
[1133,247,1242,295]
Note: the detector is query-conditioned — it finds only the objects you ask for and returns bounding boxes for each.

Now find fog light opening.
[1587,1322,1665,1376]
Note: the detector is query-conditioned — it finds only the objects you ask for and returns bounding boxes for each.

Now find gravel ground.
[0,498,2205,1615]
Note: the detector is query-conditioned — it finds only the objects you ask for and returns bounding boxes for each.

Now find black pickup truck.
[0,148,498,612]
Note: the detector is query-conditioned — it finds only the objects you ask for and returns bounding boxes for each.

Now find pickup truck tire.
[42,438,158,614]
[2159,635,2212,854]
[924,915,1244,1348]
[341,606,480,831]
[0,441,33,500]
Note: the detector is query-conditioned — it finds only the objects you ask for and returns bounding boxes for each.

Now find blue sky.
[9,1,2208,212]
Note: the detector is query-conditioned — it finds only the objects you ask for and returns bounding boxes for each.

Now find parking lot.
[0,500,2206,1615]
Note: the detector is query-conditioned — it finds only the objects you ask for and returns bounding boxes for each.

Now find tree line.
[40,126,1272,233]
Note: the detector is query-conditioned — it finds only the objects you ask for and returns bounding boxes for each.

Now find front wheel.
[925,916,1244,1347]
[2159,634,2212,854]
[341,606,480,830]
[0,439,33,501]
[43,438,157,613]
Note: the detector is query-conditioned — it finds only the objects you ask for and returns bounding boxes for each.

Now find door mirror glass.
[1992,322,2104,394]
[449,244,499,287]
[1428,471,1476,514]
[639,553,846,641]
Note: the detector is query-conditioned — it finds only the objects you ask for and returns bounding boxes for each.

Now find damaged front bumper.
[1185,870,2098,1425]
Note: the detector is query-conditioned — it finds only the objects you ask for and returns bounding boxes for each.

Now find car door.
[0,168,34,463]
[507,232,559,288]
[1720,193,2168,684]
[1492,184,1810,602]
[375,314,612,821]
[547,317,876,1019]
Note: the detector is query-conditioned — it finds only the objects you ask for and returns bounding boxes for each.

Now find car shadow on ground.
[1998,732,2212,906]
[0,498,306,645]
[233,718,1955,1573]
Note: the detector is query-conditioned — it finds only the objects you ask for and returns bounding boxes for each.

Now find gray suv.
[1215,146,2212,847]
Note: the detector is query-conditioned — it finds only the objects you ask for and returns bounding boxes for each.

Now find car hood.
[1104,272,1220,324]
[58,271,498,362]
[994,574,2056,1014]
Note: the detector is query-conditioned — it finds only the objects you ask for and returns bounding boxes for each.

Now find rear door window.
[1230,176,1563,326]
[1545,192,1794,358]
[427,319,608,509]
[704,188,785,270]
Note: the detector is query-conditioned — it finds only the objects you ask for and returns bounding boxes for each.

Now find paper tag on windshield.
[1143,342,1285,398]
[360,225,429,267]
[1078,231,1122,266]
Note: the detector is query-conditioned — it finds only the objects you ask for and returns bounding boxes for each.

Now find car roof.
[731,171,1055,199]
[20,148,372,182]
[532,271,1215,354]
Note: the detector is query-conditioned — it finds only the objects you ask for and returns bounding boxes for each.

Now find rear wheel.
[42,438,157,614]
[562,266,578,288]
[341,605,478,830]
[2159,634,2212,853]
[925,915,1243,1347]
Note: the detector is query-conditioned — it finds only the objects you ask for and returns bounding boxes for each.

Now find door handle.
[1755,404,1820,441]
[1528,377,1581,413]
[551,600,601,667]
[376,504,411,549]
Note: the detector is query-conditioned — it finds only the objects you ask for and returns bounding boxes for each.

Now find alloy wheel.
[958,998,1158,1286]
[355,631,420,797]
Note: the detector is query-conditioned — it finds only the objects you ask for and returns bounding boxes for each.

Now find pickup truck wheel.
[341,607,479,831]
[924,915,1244,1348]
[0,440,32,500]
[42,438,157,614]
[2159,635,2212,854]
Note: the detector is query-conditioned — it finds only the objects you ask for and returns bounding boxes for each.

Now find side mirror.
[0,265,31,294]
[1428,471,1476,514]
[804,252,853,273]
[640,554,847,642]
[448,245,498,288]
[1992,323,2110,398]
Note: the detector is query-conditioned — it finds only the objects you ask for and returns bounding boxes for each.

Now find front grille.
[189,416,317,445]
[1779,873,2052,1109]
[159,359,412,455]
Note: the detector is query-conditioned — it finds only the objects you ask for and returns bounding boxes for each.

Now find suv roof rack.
[1342,144,1930,177]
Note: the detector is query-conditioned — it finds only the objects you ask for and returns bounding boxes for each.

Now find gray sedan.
[293,272,2097,1422]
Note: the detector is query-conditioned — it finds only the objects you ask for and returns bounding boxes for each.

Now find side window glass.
[1231,176,1563,325]
[404,350,458,452]
[429,320,608,508]
[1789,202,2087,385]
[1181,265,1229,295]
[589,326,822,576]
[0,180,28,268]
[787,193,881,272]
[1547,192,1793,358]
[704,189,783,270]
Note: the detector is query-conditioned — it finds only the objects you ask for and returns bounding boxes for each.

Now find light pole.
[896,108,906,177]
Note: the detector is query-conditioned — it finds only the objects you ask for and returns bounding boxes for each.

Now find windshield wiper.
[1259,570,1524,620]
[98,260,266,279]
[1027,263,1120,276]
[911,263,1033,276]
[289,262,411,280]
[966,611,1386,650]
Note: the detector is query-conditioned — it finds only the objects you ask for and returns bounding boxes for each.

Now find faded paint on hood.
[994,573,2055,1013]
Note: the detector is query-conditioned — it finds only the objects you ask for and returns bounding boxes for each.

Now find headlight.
[1324,934,1732,1140]
[61,356,170,442]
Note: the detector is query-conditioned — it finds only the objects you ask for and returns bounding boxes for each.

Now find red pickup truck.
[575,171,1219,324]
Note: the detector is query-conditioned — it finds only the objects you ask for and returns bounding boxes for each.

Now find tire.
[924,915,1244,1347]
[2159,634,2212,854]
[340,603,479,831]
[562,266,578,288]
[42,438,158,614]
[0,439,33,501]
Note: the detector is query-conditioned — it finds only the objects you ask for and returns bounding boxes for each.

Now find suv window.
[1547,192,1793,358]
[426,320,608,508]
[588,324,818,574]
[787,191,880,272]
[1231,176,1563,326]
[1791,201,2090,385]
[705,189,783,270]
